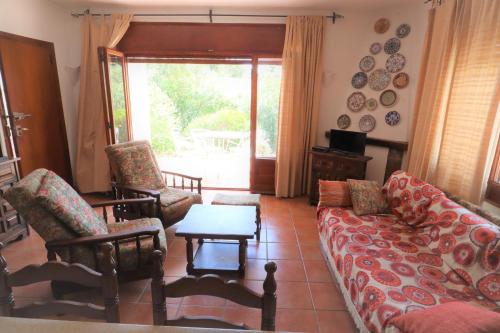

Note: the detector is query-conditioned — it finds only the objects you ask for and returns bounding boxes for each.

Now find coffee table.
[175,204,256,277]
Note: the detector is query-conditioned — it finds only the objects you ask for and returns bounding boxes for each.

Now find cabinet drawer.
[0,163,16,184]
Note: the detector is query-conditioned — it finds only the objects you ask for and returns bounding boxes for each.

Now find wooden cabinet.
[0,158,28,245]
[309,151,372,205]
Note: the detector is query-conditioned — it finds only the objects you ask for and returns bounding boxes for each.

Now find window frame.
[486,133,500,206]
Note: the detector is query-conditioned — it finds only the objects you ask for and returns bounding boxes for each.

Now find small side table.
[211,193,262,241]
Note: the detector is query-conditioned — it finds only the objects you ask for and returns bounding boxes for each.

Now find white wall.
[317,3,428,184]
[0,0,80,173]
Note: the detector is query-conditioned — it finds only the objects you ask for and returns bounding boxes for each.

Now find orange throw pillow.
[389,302,500,333]
[318,180,352,207]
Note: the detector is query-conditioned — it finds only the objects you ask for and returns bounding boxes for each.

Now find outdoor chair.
[3,168,167,297]
[105,140,202,228]
[0,242,120,323]
[151,250,277,331]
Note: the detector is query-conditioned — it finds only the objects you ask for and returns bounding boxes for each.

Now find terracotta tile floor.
[1,191,356,333]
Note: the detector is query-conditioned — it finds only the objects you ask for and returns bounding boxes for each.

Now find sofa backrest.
[382,171,444,226]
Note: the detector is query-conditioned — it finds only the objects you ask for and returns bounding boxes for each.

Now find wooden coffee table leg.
[238,239,246,277]
[186,237,194,274]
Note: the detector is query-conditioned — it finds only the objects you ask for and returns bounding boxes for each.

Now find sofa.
[317,171,500,333]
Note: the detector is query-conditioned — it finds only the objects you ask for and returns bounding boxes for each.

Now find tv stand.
[308,150,372,205]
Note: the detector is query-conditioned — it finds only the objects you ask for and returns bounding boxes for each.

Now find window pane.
[108,55,129,143]
[256,62,281,158]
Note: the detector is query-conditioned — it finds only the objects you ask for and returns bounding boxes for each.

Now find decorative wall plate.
[393,72,409,89]
[337,114,351,129]
[352,72,368,89]
[359,56,375,72]
[347,92,366,112]
[374,18,390,34]
[386,53,406,73]
[380,89,397,107]
[370,42,382,55]
[384,38,401,54]
[359,115,376,132]
[385,111,401,126]
[368,69,391,91]
[366,98,378,111]
[396,24,411,38]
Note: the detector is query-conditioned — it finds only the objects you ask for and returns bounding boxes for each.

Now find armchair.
[105,141,202,228]
[3,168,167,297]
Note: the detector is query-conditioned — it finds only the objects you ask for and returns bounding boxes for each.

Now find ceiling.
[50,0,421,11]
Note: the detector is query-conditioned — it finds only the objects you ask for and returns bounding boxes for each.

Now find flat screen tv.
[329,129,367,156]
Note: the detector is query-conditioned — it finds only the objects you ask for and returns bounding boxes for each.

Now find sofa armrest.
[160,170,202,194]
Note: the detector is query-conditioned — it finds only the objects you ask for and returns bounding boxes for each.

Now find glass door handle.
[15,125,29,137]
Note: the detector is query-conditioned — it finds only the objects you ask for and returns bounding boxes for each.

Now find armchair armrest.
[90,197,155,208]
[111,183,161,197]
[46,226,161,249]
[161,170,202,194]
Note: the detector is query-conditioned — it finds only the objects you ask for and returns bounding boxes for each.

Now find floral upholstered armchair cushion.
[36,170,108,236]
[347,179,388,215]
[4,168,99,268]
[107,144,165,190]
[383,171,444,226]
[421,196,500,305]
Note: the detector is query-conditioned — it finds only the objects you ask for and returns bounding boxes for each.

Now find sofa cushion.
[319,180,352,207]
[107,143,165,190]
[160,191,202,223]
[36,170,107,236]
[388,301,500,333]
[347,179,388,215]
[383,171,444,226]
[106,218,167,271]
[421,196,500,304]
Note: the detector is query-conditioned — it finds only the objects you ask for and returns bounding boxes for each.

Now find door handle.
[15,125,29,137]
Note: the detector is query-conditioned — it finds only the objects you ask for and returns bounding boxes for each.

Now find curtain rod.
[70,9,345,23]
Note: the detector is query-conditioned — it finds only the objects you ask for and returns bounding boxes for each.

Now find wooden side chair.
[150,250,277,331]
[0,243,120,323]
[105,140,203,228]
[4,168,167,297]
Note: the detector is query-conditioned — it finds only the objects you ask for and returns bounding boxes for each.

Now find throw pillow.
[347,179,388,215]
[36,170,107,236]
[112,145,165,190]
[318,180,352,207]
[388,301,500,333]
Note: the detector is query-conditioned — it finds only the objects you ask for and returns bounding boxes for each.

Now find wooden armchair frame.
[44,197,163,296]
[151,250,277,331]
[0,243,120,323]
[112,169,202,227]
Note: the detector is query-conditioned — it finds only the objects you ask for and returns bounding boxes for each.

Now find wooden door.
[98,47,132,145]
[0,32,72,183]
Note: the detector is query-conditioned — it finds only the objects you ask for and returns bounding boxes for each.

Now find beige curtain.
[408,0,500,204]
[275,16,325,198]
[75,14,133,193]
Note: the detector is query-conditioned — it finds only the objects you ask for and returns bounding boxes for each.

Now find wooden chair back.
[150,250,277,331]
[0,243,120,323]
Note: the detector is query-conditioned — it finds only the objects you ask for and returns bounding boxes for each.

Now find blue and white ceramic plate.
[337,114,351,129]
[352,72,368,89]
[370,42,382,55]
[385,111,401,126]
[386,53,406,73]
[359,56,375,72]
[359,115,376,132]
[384,38,401,54]
[396,24,411,38]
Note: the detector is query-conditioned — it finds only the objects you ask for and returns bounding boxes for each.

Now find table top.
[0,317,266,333]
[175,204,256,239]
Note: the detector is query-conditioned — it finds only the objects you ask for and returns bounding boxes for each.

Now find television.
[329,129,367,156]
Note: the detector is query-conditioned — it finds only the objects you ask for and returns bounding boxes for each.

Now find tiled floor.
[1,191,357,333]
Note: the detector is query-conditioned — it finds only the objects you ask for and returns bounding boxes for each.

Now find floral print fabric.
[105,142,165,190]
[347,179,388,216]
[317,206,499,333]
[36,170,108,236]
[382,171,444,226]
